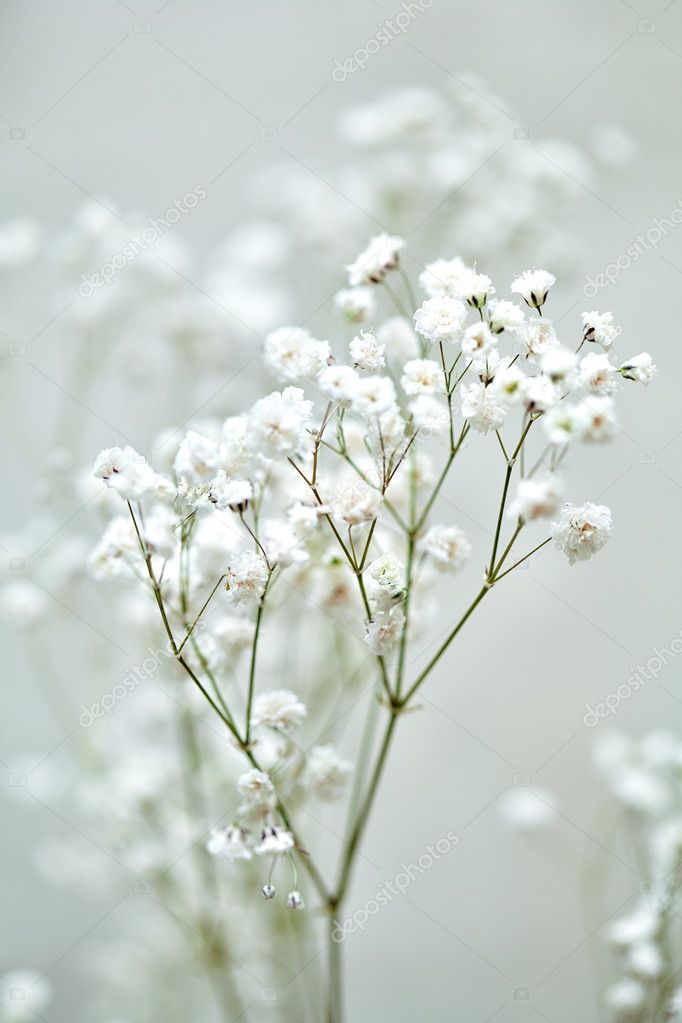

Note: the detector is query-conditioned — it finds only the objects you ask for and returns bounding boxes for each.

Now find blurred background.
[1,1,681,1021]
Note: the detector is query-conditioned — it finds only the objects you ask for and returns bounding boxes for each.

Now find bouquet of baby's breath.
[91,236,655,1021]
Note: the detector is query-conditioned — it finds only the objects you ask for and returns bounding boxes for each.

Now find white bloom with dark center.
[509,477,562,521]
[461,321,496,358]
[225,550,269,606]
[460,381,509,433]
[551,502,612,565]
[252,689,307,731]
[579,396,618,443]
[347,233,405,286]
[578,352,619,395]
[255,825,295,855]
[421,524,472,572]
[302,745,352,801]
[264,326,330,382]
[208,470,252,512]
[541,346,577,387]
[207,826,253,861]
[400,358,445,395]
[459,269,494,308]
[247,387,313,456]
[582,310,620,349]
[349,329,385,371]
[510,268,556,308]
[619,352,657,384]
[334,286,376,323]
[414,296,468,344]
[489,299,525,334]
[364,606,405,655]
[93,445,157,499]
[521,374,560,414]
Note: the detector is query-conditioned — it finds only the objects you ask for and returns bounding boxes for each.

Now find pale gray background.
[1,1,681,1021]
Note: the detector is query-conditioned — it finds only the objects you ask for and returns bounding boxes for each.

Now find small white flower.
[351,375,397,418]
[252,689,307,731]
[510,268,556,308]
[400,358,445,396]
[174,431,220,485]
[286,890,304,910]
[543,403,591,446]
[376,316,420,362]
[488,299,525,334]
[421,524,472,572]
[460,381,509,433]
[331,478,383,525]
[519,317,559,360]
[302,745,352,800]
[520,375,560,414]
[93,445,156,499]
[578,352,619,395]
[459,269,494,309]
[347,233,405,286]
[419,257,471,298]
[619,352,657,384]
[491,359,526,403]
[237,769,276,813]
[367,552,404,591]
[225,550,269,606]
[414,296,468,344]
[582,310,620,350]
[208,470,253,512]
[551,502,612,565]
[364,606,405,655]
[318,363,360,401]
[579,396,618,443]
[461,321,496,358]
[410,394,449,433]
[207,826,253,861]
[604,978,647,1021]
[349,329,385,371]
[248,387,313,457]
[255,825,295,855]
[509,477,563,521]
[540,346,577,386]
[334,286,376,323]
[264,326,330,382]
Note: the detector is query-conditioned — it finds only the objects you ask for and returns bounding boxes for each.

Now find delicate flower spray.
[91,236,655,1022]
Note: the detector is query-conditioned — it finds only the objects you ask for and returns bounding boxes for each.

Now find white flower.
[264,326,330,381]
[208,470,252,512]
[225,550,269,606]
[400,358,445,395]
[220,416,249,477]
[252,689,307,731]
[255,825,295,855]
[543,403,591,446]
[460,381,509,433]
[364,606,405,655]
[247,387,313,456]
[520,375,560,414]
[510,268,556,308]
[489,299,525,334]
[334,286,376,323]
[318,363,360,401]
[459,269,494,308]
[519,317,559,360]
[509,477,562,521]
[579,396,618,443]
[462,322,496,359]
[347,233,405,286]
[578,352,619,395]
[419,257,471,298]
[421,524,472,572]
[414,296,468,344]
[582,310,620,350]
[93,445,156,499]
[491,359,526,403]
[628,942,663,981]
[331,478,383,525]
[286,890,304,910]
[604,979,647,1021]
[349,329,385,371]
[607,903,661,950]
[207,826,253,861]
[302,745,352,800]
[410,394,449,433]
[367,552,404,590]
[619,352,657,384]
[174,431,220,485]
[540,346,577,386]
[376,316,419,362]
[551,502,612,565]
[351,375,397,417]
[237,769,275,811]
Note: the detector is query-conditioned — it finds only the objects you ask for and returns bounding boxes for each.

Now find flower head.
[347,233,405,286]
[551,502,612,565]
[421,524,472,572]
[414,296,468,344]
[510,268,556,309]
[252,689,307,732]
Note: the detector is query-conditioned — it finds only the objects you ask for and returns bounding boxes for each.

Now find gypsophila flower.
[351,375,396,417]
[604,979,647,1020]
[580,396,618,443]
[367,552,404,591]
[318,363,360,401]
[551,502,612,565]
[579,352,619,395]
[173,431,220,485]
[540,346,577,386]
[543,403,590,446]
[334,286,376,323]
[619,352,657,384]
[460,269,494,308]
[208,470,253,513]
[376,316,419,361]
[462,321,496,359]
[302,745,352,801]
[331,479,383,525]
[509,477,563,521]
[252,689,307,732]
[207,826,253,861]
[421,524,472,572]
[410,394,449,433]
[400,358,445,396]
[364,606,405,655]
[419,257,471,298]
[510,268,556,308]
[262,883,276,899]
[255,826,294,855]
[347,233,405,286]
[582,310,620,350]
[349,330,385,371]
[489,299,525,334]
[93,445,156,500]
[237,769,276,813]
[264,326,331,382]
[247,387,313,456]
[286,890,304,910]
[460,381,509,433]
[521,374,560,414]
[519,317,559,360]
[414,296,468,344]
[225,550,269,606]
[491,359,526,403]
